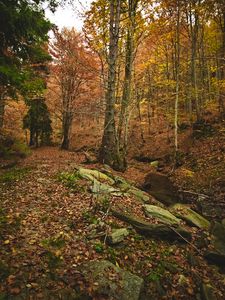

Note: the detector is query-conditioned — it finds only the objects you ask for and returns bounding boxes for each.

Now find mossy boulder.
[170,204,210,229]
[205,222,225,266]
[143,205,181,225]
[78,167,163,205]
[91,178,122,196]
[129,187,151,203]
[78,167,115,184]
[143,173,179,206]
[107,228,129,245]
[80,260,144,300]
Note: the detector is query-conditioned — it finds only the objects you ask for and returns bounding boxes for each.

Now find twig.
[169,225,202,255]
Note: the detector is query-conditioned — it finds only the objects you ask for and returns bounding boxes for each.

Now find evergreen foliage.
[23,97,52,147]
[0,0,57,94]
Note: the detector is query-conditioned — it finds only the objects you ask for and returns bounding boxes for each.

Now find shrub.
[0,133,30,159]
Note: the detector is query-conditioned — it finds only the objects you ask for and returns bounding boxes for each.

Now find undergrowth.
[0,167,31,183]
[57,171,82,190]
[0,134,31,159]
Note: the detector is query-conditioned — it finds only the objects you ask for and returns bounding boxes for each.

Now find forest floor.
[0,143,225,299]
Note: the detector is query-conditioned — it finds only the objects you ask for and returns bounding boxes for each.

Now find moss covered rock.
[143,205,181,225]
[170,204,210,229]
[81,260,144,300]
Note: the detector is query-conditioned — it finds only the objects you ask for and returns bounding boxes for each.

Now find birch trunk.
[99,0,126,171]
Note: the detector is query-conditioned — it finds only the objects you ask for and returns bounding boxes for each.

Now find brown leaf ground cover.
[0,147,225,299]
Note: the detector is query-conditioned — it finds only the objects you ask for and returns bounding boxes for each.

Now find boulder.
[81,260,144,300]
[91,178,122,196]
[129,187,151,203]
[170,204,210,229]
[200,283,217,300]
[78,167,115,184]
[143,205,181,225]
[107,228,129,245]
[205,222,225,266]
[112,208,192,242]
[143,173,179,206]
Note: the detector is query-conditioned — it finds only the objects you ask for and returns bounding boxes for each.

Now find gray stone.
[107,228,129,245]
[170,204,210,229]
[143,205,181,225]
[205,222,225,266]
[129,187,151,203]
[81,260,144,300]
[78,167,115,184]
[91,179,122,196]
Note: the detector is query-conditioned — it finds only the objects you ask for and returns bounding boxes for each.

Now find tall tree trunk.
[189,0,201,121]
[29,128,35,146]
[99,0,125,171]
[174,0,180,160]
[117,0,138,152]
[218,11,225,116]
[61,112,72,150]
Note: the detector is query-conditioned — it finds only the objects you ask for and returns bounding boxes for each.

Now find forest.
[0,0,225,299]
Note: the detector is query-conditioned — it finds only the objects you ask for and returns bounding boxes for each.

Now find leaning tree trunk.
[99,0,126,171]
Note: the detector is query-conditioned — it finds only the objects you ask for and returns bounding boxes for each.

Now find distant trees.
[50,28,97,149]
[83,0,225,168]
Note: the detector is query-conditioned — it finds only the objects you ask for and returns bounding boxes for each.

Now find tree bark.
[61,112,72,150]
[117,0,138,151]
[99,0,126,171]
[189,0,201,121]
[174,0,180,158]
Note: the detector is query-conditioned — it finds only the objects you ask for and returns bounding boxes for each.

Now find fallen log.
[111,208,192,242]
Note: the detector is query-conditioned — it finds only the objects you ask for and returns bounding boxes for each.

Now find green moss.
[57,171,82,190]
[82,210,98,224]
[9,140,31,158]
[94,242,104,253]
[0,167,31,183]
[0,135,31,159]
[41,236,65,249]
[107,247,117,264]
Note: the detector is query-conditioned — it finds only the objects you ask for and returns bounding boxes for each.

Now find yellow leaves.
[55,249,62,257]
[28,239,36,245]
[4,239,10,245]
[179,168,195,177]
